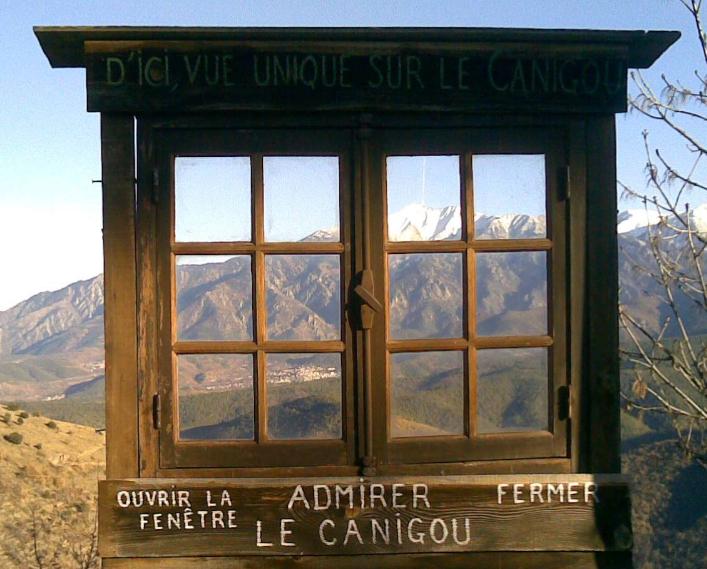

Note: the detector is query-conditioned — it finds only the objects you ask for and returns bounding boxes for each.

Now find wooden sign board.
[85,41,628,113]
[99,475,632,558]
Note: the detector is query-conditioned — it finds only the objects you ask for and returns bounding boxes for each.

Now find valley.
[0,205,704,567]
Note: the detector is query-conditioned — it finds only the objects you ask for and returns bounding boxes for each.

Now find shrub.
[34,443,42,450]
[46,421,58,430]
[6,403,19,411]
[1,412,10,423]
[16,417,23,425]
[18,411,29,419]
[3,432,23,445]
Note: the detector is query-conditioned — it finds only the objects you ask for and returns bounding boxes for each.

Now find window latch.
[353,269,382,329]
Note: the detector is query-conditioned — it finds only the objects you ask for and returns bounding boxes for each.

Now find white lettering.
[280,519,295,547]
[256,520,273,547]
[319,519,336,545]
[412,484,430,508]
[288,485,310,510]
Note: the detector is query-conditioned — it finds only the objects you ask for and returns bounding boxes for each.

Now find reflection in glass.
[178,354,254,440]
[391,351,464,437]
[266,255,341,341]
[264,156,340,242]
[477,348,548,433]
[176,255,253,341]
[476,251,547,336]
[266,353,342,439]
[389,253,464,339]
[473,154,546,239]
[175,157,251,242]
[386,155,461,241]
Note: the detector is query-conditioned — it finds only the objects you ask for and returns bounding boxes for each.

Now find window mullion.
[252,155,267,443]
[464,152,477,440]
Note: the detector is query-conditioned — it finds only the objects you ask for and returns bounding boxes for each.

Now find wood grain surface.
[99,475,631,558]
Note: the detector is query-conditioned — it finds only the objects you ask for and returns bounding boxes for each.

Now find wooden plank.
[387,338,468,352]
[136,119,161,476]
[475,336,553,349]
[568,120,588,472]
[172,341,345,354]
[102,551,633,569]
[584,116,621,473]
[470,238,553,252]
[147,457,570,479]
[102,113,138,479]
[172,242,345,255]
[83,40,631,113]
[37,25,679,70]
[99,475,631,558]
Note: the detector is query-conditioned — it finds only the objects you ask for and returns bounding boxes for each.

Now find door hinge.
[151,168,160,204]
[558,385,571,421]
[558,165,571,201]
[152,393,161,429]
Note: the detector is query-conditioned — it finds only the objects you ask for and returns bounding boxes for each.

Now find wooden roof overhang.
[35,26,679,114]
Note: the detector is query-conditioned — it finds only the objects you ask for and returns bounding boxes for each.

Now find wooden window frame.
[153,128,356,469]
[136,115,583,477]
[368,128,568,466]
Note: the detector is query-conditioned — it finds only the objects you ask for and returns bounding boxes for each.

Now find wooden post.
[584,115,621,473]
[101,113,139,478]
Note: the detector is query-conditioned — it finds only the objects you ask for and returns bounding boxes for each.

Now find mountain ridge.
[1,206,704,400]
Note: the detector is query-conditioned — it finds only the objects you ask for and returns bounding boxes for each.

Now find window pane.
[476,251,547,336]
[266,255,341,340]
[264,157,340,242]
[387,156,461,241]
[266,353,342,439]
[389,253,464,339]
[175,157,251,242]
[473,155,546,239]
[477,348,548,433]
[391,351,464,438]
[176,255,253,341]
[178,354,254,440]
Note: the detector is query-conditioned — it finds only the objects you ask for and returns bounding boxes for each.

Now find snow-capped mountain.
[617,209,662,234]
[617,203,707,235]
[387,203,546,240]
[1,203,705,401]
[391,202,707,240]
[388,204,463,241]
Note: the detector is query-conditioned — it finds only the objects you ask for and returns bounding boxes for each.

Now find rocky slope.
[0,205,704,400]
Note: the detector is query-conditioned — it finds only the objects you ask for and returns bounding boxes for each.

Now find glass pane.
[387,156,461,241]
[178,354,254,440]
[389,253,463,339]
[477,348,548,433]
[176,255,253,341]
[473,155,546,239]
[476,251,547,336]
[264,156,340,242]
[175,157,251,242]
[391,351,464,438]
[266,353,342,439]
[266,255,341,340]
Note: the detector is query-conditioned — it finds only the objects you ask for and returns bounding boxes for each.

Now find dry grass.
[0,404,104,568]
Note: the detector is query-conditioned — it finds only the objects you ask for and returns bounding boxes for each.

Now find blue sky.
[0,0,705,310]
